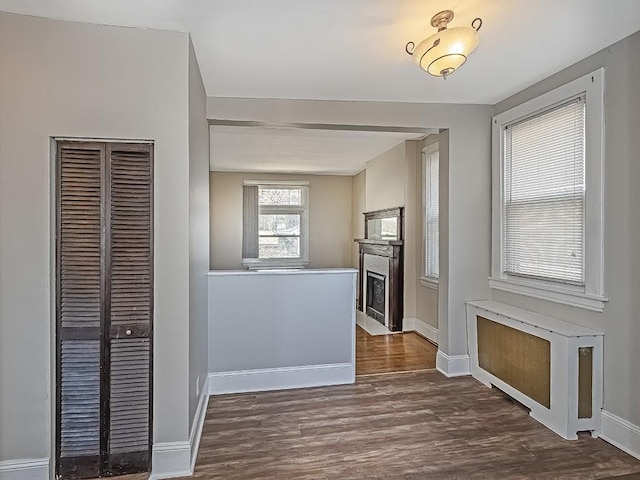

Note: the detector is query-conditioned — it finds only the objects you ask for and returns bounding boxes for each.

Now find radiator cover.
[466,300,603,440]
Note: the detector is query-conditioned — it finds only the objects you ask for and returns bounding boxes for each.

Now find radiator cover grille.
[477,315,551,409]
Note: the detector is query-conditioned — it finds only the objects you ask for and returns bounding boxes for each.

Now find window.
[504,99,585,284]
[491,69,607,311]
[242,181,309,268]
[421,143,439,287]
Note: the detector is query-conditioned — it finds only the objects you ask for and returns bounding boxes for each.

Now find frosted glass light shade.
[411,27,479,77]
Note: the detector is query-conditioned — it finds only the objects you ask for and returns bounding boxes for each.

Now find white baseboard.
[403,318,438,345]
[150,441,191,480]
[436,351,470,377]
[209,363,355,395]
[189,376,210,473]
[151,375,210,480]
[601,410,640,460]
[0,459,49,480]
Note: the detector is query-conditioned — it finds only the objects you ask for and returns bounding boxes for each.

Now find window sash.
[502,98,586,285]
[243,184,309,263]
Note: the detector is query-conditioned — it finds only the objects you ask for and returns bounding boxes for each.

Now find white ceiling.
[1,0,640,104]
[3,0,640,174]
[210,126,428,175]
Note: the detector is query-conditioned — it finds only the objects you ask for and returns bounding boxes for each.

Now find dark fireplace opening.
[366,271,386,325]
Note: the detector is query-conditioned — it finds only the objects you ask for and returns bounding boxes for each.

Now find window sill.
[242,258,310,270]
[419,277,439,290]
[489,276,608,312]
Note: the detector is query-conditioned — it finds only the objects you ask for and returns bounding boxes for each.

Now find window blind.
[424,149,439,280]
[242,185,259,259]
[503,98,586,285]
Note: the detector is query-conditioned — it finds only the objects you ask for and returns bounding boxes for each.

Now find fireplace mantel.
[354,238,403,246]
[354,238,403,259]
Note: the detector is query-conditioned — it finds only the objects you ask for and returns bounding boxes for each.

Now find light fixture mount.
[406,9,483,80]
[430,10,454,31]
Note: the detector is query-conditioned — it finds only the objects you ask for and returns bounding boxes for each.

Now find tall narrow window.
[491,69,606,311]
[242,181,309,268]
[423,145,439,283]
[503,98,585,285]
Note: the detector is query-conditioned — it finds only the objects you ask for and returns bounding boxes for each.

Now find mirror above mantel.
[359,207,404,244]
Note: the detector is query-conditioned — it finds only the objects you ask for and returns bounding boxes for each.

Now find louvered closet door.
[57,142,105,479]
[106,143,153,474]
[57,141,153,479]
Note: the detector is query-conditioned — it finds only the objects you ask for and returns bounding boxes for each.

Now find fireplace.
[366,271,386,324]
[355,207,404,332]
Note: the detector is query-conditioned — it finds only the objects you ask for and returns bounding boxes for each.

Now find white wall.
[209,172,353,269]
[360,134,441,334]
[0,12,191,465]
[362,140,419,318]
[351,169,366,270]
[188,39,210,432]
[364,142,406,212]
[492,31,640,432]
[206,97,493,374]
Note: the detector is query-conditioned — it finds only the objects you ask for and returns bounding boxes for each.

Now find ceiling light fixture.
[405,10,482,80]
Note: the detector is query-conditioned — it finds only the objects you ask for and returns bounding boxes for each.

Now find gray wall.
[492,31,640,427]
[208,271,355,373]
[0,12,192,462]
[416,135,440,329]
[188,39,210,430]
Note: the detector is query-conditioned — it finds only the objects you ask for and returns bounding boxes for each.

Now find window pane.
[503,99,585,285]
[505,196,584,283]
[259,187,302,206]
[259,237,300,258]
[259,214,300,236]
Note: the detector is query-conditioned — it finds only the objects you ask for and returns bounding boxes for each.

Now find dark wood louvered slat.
[57,143,104,479]
[57,141,153,479]
[59,341,101,457]
[109,339,151,458]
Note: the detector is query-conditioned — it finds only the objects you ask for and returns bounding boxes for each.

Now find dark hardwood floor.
[356,325,437,375]
[95,332,639,480]
[190,371,640,479]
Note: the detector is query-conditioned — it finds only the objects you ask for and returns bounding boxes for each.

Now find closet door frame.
[55,139,154,479]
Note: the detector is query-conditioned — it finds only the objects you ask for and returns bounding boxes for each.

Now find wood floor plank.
[356,326,437,375]
[93,331,639,480]
[191,371,640,480]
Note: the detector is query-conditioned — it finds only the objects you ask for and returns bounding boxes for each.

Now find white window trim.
[243,179,310,187]
[241,182,310,269]
[491,68,607,312]
[419,277,439,290]
[422,142,439,288]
